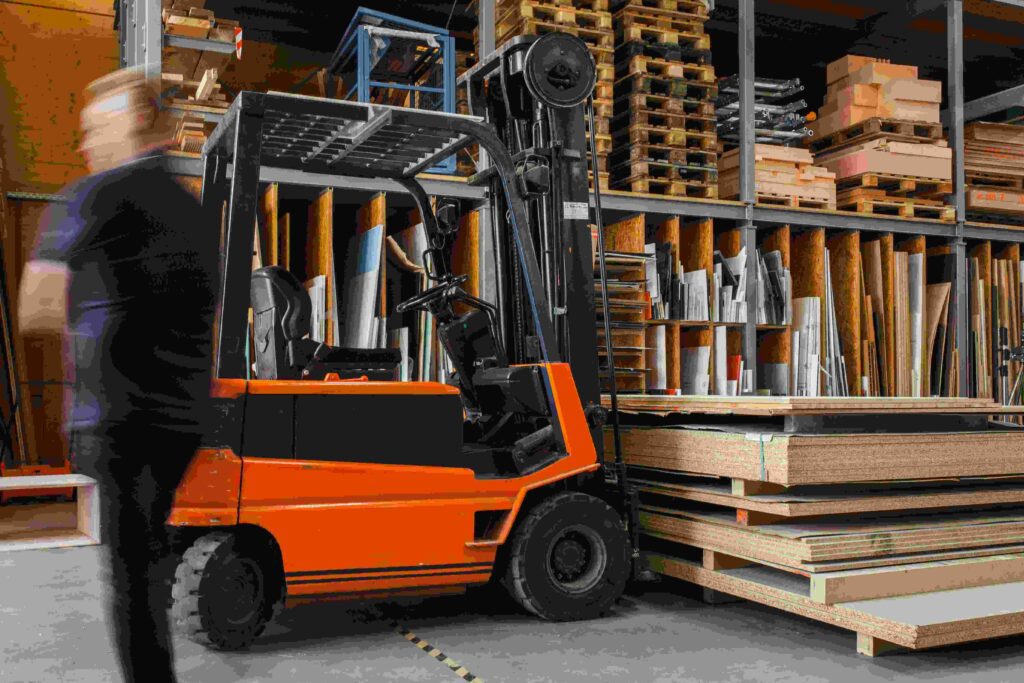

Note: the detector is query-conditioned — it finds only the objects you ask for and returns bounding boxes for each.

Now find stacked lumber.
[606,397,1024,654]
[718,144,836,209]
[481,0,614,190]
[964,122,1024,218]
[161,1,240,156]
[163,69,228,154]
[609,0,718,198]
[810,55,954,222]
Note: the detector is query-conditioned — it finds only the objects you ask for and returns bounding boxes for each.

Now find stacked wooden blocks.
[610,0,718,198]
[964,123,1024,219]
[488,0,615,189]
[810,55,954,221]
[606,396,1024,654]
[162,0,239,156]
[718,144,836,209]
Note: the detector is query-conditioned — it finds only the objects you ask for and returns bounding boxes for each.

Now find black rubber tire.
[171,531,282,651]
[503,491,630,621]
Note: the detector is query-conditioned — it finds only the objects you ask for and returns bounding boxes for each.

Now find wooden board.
[605,394,1021,415]
[648,554,1024,654]
[642,506,1024,564]
[635,474,1024,518]
[0,2,119,190]
[611,426,1024,485]
[306,188,334,345]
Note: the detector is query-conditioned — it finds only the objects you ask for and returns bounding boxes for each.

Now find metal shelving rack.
[119,0,1024,395]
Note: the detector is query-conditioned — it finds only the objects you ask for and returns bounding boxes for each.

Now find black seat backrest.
[250,266,401,381]
[251,266,315,380]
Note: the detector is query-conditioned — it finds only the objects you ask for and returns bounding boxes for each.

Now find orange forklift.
[168,34,636,650]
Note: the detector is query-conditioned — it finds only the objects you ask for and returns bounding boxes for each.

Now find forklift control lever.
[395,274,469,314]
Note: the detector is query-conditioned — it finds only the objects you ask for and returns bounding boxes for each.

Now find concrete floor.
[2,547,1022,682]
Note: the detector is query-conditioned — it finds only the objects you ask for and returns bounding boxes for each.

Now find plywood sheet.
[648,554,1024,651]
[612,425,1024,485]
[606,394,1022,415]
[0,3,118,190]
[642,506,1024,564]
[635,476,1024,518]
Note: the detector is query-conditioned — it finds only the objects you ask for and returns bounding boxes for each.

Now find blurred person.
[17,68,218,683]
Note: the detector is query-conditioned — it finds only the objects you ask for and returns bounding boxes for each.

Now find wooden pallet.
[490,0,610,11]
[611,175,717,198]
[753,192,836,210]
[611,158,717,184]
[648,552,1024,656]
[497,1,613,32]
[610,142,717,167]
[837,189,955,221]
[612,0,709,20]
[616,39,711,67]
[967,170,1024,190]
[617,21,711,50]
[594,78,614,101]
[498,18,615,50]
[615,72,717,101]
[614,5,707,32]
[836,172,952,199]
[611,108,716,134]
[592,132,614,155]
[615,92,715,117]
[617,54,715,83]
[614,124,717,149]
[589,113,611,136]
[809,117,945,155]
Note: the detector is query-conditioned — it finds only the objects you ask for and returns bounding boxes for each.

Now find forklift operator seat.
[250,266,401,381]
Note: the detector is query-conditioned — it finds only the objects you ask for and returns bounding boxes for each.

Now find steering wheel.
[396,275,469,314]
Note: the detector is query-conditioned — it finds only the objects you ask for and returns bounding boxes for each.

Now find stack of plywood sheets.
[608,395,1024,654]
[964,122,1024,218]
[718,144,836,209]
[809,55,953,221]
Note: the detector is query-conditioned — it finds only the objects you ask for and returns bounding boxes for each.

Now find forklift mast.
[460,34,604,454]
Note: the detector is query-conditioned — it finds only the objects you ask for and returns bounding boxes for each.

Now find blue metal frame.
[338,7,457,173]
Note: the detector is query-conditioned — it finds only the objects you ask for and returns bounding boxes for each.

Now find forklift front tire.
[172,531,282,651]
[503,492,630,621]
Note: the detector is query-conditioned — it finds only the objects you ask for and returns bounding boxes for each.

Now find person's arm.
[18,260,71,334]
[18,189,95,334]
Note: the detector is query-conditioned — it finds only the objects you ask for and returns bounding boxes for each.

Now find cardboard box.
[826,55,916,85]
[827,61,920,93]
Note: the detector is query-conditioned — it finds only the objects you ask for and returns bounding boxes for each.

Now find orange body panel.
[168,449,242,526]
[170,363,599,599]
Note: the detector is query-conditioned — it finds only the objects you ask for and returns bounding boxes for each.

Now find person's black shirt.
[34,154,218,435]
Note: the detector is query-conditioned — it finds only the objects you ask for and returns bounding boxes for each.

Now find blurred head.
[80,68,171,173]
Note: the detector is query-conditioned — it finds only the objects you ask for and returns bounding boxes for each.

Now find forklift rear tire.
[503,492,629,621]
[172,531,282,651]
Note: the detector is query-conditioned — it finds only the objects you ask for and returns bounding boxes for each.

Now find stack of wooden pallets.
[609,0,718,198]
[718,144,836,209]
[162,0,239,155]
[482,0,615,189]
[964,122,1024,220]
[810,55,954,221]
[605,394,1024,655]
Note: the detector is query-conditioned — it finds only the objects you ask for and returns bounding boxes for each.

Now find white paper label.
[563,201,589,220]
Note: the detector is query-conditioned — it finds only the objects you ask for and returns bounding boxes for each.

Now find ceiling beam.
[942,82,1024,123]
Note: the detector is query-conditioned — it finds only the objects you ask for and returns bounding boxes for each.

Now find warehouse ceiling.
[205,0,1024,111]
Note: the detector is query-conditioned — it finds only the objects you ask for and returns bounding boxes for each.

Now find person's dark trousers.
[73,422,200,683]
